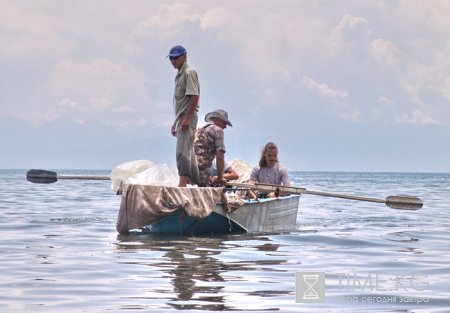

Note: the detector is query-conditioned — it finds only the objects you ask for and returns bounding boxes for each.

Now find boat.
[26,159,423,236]
[128,195,299,235]
[26,159,303,236]
[115,183,300,235]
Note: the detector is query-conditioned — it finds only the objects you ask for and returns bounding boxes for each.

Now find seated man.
[210,159,239,186]
[248,142,291,198]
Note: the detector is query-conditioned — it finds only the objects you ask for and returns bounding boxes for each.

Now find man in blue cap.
[167,45,200,187]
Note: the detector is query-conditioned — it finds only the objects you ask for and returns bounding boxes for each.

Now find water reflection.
[115,234,284,311]
[165,246,226,310]
[384,232,424,254]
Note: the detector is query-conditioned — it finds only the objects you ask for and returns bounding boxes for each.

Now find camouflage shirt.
[194,122,225,186]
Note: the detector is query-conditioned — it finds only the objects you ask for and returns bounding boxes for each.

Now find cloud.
[113,105,136,113]
[371,39,401,69]
[395,110,440,125]
[441,78,450,101]
[2,0,450,171]
[130,2,226,38]
[378,96,395,105]
[0,2,71,58]
[43,58,162,129]
[331,15,370,49]
[199,8,228,30]
[301,76,349,99]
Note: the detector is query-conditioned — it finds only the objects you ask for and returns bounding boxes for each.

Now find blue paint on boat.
[141,195,300,235]
[144,210,246,235]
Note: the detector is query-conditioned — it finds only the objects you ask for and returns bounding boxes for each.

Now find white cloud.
[378,96,395,105]
[442,78,450,101]
[395,110,440,125]
[44,58,157,127]
[49,98,86,125]
[54,58,134,81]
[130,3,198,39]
[2,0,450,171]
[0,2,71,58]
[301,77,349,99]
[113,105,136,113]
[339,110,363,123]
[88,92,114,111]
[331,15,370,47]
[200,8,228,30]
[58,98,82,110]
[371,39,401,69]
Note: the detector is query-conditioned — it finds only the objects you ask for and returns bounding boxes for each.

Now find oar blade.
[26,169,58,184]
[386,195,423,211]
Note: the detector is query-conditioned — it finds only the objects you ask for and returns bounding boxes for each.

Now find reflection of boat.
[116,183,300,235]
[114,234,284,310]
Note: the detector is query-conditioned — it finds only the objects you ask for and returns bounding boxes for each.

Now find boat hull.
[143,195,300,235]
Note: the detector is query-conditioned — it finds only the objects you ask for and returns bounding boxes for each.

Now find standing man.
[168,45,200,187]
[194,109,233,187]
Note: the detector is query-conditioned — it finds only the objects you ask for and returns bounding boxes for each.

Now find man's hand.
[216,177,228,187]
[210,176,227,187]
[181,117,190,131]
[210,176,219,185]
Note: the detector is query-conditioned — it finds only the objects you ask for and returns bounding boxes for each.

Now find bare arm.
[247,168,258,199]
[224,166,239,181]
[215,150,226,184]
[211,165,239,184]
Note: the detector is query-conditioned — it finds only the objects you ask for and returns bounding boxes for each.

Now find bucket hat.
[205,109,233,126]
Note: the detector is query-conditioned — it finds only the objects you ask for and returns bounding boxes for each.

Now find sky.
[1,0,450,172]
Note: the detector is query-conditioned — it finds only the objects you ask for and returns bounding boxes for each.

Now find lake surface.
[1,169,449,312]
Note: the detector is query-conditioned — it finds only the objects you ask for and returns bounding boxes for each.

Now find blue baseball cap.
[167,45,187,58]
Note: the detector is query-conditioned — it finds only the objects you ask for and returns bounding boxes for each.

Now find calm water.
[0,169,449,313]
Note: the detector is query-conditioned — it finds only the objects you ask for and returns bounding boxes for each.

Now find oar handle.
[303,189,385,204]
[57,174,110,180]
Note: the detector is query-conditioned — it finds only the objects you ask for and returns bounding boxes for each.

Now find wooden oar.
[27,169,110,184]
[227,182,423,211]
[27,170,423,210]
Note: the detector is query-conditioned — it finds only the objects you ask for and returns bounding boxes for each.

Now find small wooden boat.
[26,159,423,237]
[141,195,300,235]
[115,183,300,236]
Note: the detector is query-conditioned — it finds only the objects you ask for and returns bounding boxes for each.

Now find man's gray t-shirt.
[173,62,199,120]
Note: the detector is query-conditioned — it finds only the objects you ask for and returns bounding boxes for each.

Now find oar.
[227,182,423,211]
[27,169,110,184]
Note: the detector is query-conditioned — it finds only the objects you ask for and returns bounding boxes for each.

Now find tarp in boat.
[114,158,253,234]
[116,184,223,234]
